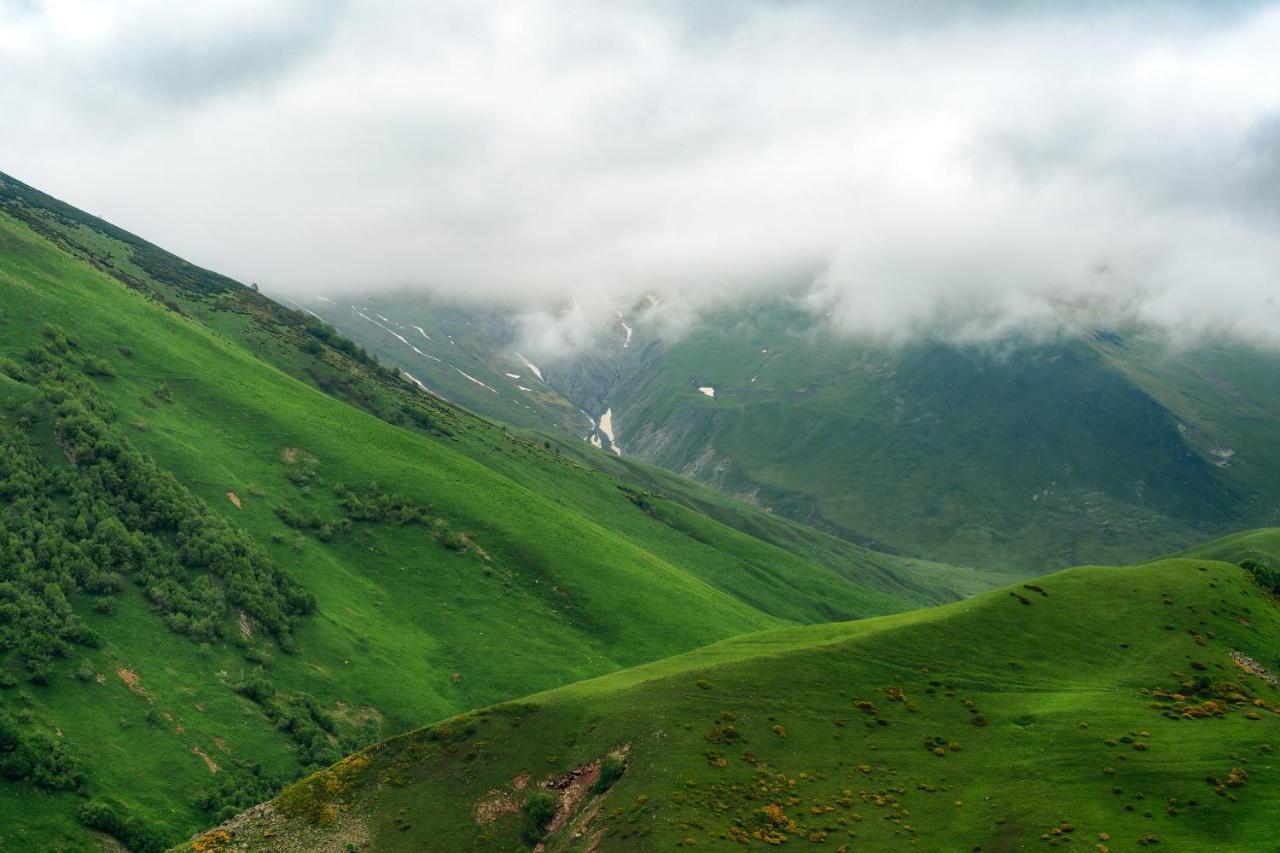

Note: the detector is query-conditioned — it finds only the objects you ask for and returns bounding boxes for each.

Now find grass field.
[193,534,1280,851]
[0,178,957,849]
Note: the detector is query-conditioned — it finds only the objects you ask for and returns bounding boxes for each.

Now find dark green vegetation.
[311,293,1280,573]
[0,174,969,848]
[184,533,1280,851]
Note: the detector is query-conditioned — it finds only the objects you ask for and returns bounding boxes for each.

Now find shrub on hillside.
[522,791,559,843]
[77,799,166,853]
[591,756,626,795]
[1241,560,1280,595]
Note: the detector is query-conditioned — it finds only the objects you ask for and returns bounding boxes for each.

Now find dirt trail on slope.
[192,746,219,774]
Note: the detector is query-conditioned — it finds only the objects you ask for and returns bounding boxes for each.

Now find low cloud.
[2,1,1278,347]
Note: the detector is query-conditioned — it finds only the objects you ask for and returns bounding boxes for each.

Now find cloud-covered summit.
[3,0,1278,344]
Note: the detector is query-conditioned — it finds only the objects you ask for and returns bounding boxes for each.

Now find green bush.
[590,756,626,795]
[522,791,558,843]
[1241,560,1280,594]
[77,799,166,853]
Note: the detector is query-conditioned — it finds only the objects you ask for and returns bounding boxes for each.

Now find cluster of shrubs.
[51,380,315,641]
[276,481,470,552]
[194,762,290,825]
[77,798,167,853]
[0,709,85,791]
[233,669,369,770]
[0,339,314,682]
[1241,559,1280,595]
[301,318,380,367]
[0,414,109,681]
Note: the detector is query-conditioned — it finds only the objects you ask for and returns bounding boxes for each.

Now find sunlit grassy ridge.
[196,536,1280,851]
[0,177,947,849]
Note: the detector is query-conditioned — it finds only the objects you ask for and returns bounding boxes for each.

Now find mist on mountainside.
[4,0,1280,353]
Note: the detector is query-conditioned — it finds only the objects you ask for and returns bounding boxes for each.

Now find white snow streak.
[284,298,323,320]
[400,370,431,393]
[455,367,499,393]
[515,353,544,381]
[355,311,442,362]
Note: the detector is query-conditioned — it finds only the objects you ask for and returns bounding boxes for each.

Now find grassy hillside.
[311,293,1280,573]
[190,532,1280,851]
[0,172,967,608]
[0,178,953,849]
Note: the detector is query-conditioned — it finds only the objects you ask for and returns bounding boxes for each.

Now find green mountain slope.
[0,172,969,609]
[309,293,1280,573]
[190,531,1280,851]
[0,177,949,849]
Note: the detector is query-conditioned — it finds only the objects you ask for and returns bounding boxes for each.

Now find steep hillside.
[188,532,1280,851]
[0,173,968,608]
[308,293,1280,572]
[0,179,950,849]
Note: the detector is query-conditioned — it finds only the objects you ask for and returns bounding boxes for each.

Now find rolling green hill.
[184,531,1280,851]
[307,293,1280,573]
[0,173,963,850]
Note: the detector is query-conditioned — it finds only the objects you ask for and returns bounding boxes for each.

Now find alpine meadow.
[2,3,1280,852]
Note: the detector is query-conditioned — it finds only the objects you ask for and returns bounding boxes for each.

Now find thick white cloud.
[2,0,1278,344]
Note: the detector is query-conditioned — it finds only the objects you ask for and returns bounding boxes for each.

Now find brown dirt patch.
[237,611,254,639]
[280,447,317,466]
[213,736,230,754]
[192,746,219,774]
[473,790,521,824]
[330,702,383,728]
[584,827,607,853]
[569,801,604,844]
[533,763,602,851]
[513,772,531,790]
[225,490,241,508]
[115,667,150,699]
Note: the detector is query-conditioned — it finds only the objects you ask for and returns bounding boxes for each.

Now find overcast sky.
[3,0,1279,343]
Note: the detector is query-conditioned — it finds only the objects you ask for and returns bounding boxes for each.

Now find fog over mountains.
[4,0,1280,348]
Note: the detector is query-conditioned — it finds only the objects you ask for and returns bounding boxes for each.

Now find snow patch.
[505,373,521,379]
[698,386,716,398]
[619,321,632,347]
[515,353,544,381]
[356,312,441,362]
[411,325,431,341]
[400,370,431,393]
[598,408,622,455]
[316,296,335,303]
[517,385,532,392]
[454,368,500,394]
[283,298,323,320]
